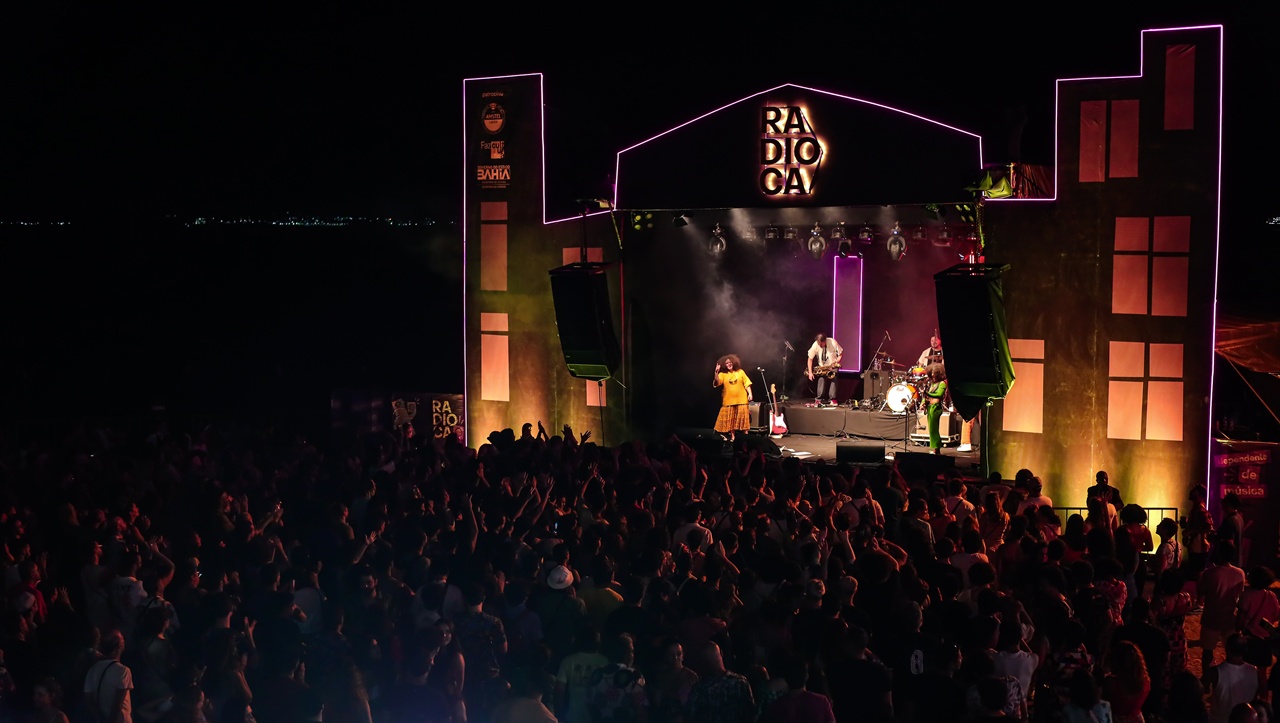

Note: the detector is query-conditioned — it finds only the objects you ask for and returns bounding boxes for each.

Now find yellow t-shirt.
[718,369,752,406]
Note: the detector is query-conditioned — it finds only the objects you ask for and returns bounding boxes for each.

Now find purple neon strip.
[831,255,839,369]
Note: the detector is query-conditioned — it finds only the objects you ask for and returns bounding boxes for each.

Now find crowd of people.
[0,416,1275,723]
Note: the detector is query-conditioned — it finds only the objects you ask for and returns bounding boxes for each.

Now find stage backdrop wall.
[984,26,1222,516]
[462,74,629,446]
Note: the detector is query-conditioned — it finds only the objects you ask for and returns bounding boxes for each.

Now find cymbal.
[881,360,906,366]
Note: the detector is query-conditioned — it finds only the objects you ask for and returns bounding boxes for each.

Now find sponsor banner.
[1220,484,1267,499]
[1214,449,1272,467]
[331,389,465,441]
[477,164,512,189]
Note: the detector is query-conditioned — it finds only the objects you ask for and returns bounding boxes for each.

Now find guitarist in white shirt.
[805,333,843,406]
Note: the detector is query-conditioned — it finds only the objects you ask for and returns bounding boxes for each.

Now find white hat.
[546,565,574,590]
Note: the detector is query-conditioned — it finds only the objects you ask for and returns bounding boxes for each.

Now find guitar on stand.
[769,384,787,437]
[758,368,787,437]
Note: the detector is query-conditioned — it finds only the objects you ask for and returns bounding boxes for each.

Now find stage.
[776,400,963,443]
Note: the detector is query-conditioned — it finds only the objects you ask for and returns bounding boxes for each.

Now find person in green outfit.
[924,363,948,454]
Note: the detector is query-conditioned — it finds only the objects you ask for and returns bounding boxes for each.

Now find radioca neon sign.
[759,104,824,196]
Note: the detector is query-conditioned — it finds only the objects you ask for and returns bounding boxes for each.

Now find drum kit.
[869,352,928,413]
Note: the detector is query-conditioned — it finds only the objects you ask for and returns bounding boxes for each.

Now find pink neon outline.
[831,255,864,373]
[1026,25,1225,498]
[611,83,983,211]
[991,23,1225,205]
[461,71,544,447]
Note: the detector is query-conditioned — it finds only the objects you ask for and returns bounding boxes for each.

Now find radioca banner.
[331,389,465,441]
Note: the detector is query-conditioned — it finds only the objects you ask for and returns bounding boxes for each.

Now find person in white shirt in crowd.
[83,630,134,723]
[1016,476,1053,516]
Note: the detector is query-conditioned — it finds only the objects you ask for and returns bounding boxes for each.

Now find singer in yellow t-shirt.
[713,354,753,441]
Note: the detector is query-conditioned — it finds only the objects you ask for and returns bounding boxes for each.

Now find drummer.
[916,335,944,369]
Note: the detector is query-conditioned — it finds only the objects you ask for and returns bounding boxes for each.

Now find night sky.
[3,8,1272,221]
[2,7,1276,428]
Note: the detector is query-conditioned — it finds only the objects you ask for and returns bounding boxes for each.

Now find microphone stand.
[780,342,793,401]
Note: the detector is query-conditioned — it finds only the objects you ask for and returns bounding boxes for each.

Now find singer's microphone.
[757,367,765,372]
[885,330,892,341]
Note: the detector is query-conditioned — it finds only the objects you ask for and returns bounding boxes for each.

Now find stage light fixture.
[857,224,875,244]
[739,226,758,241]
[765,224,780,240]
[886,223,907,261]
[631,212,654,231]
[707,223,727,255]
[807,223,827,260]
[784,226,799,241]
[672,213,689,228]
[833,222,850,257]
[910,226,928,243]
[934,225,954,247]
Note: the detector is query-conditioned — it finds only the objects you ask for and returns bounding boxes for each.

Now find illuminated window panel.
[1110,341,1146,377]
[1109,100,1140,178]
[1153,216,1191,253]
[586,379,606,408]
[480,333,510,402]
[1112,255,1149,315]
[1151,256,1189,317]
[480,312,508,332]
[1003,338,1045,434]
[1115,217,1150,252]
[480,224,508,292]
[1164,44,1196,130]
[1146,381,1184,441]
[480,201,509,222]
[1079,100,1108,183]
[1149,343,1184,378]
[1107,380,1145,440]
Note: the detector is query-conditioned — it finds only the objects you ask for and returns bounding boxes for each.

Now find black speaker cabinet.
[836,440,885,465]
[549,263,621,380]
[934,264,1015,419]
[861,368,891,402]
[895,451,956,482]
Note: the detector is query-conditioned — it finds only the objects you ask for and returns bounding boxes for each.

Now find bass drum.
[886,382,918,412]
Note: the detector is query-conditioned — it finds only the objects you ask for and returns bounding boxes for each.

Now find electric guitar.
[768,384,788,436]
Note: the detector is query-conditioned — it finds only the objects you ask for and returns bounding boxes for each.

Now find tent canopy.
[1217,312,1280,374]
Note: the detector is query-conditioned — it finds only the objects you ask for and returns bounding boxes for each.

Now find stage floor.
[772,432,981,470]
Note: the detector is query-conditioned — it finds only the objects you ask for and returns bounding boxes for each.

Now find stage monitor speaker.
[549,263,621,380]
[861,369,891,402]
[836,440,885,465]
[895,451,955,481]
[672,427,726,458]
[934,263,1016,419]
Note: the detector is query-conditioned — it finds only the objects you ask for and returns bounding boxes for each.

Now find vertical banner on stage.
[463,74,546,445]
[1210,440,1278,567]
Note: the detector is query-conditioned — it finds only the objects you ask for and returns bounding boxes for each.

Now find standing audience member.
[684,642,754,723]
[1235,567,1279,693]
[1199,541,1247,676]
[1208,635,1260,723]
[83,630,133,723]
[1102,641,1150,723]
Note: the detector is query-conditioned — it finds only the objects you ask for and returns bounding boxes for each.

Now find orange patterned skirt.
[714,404,751,433]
